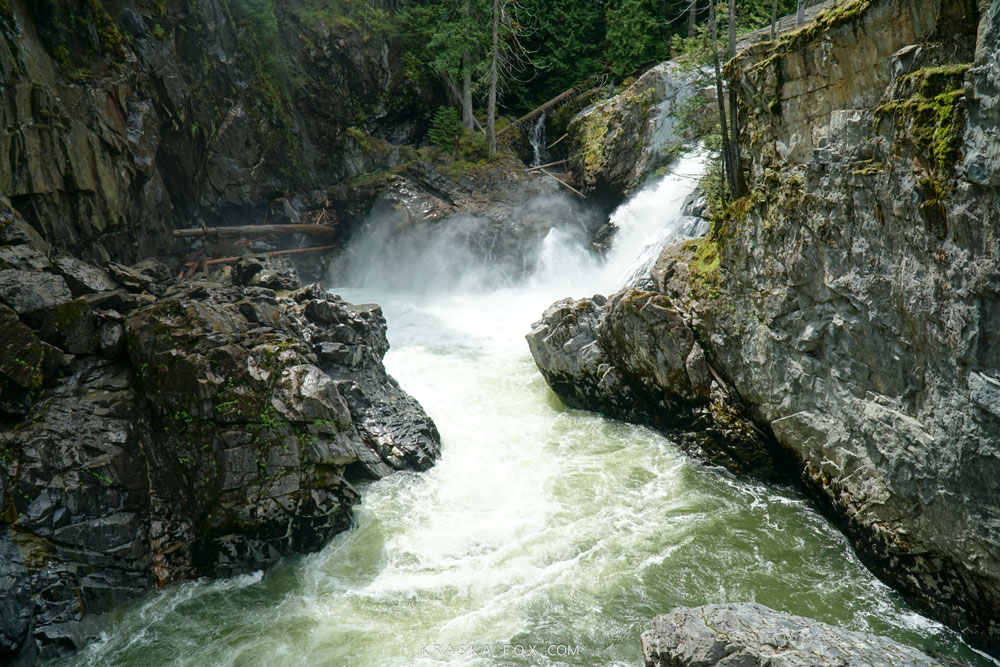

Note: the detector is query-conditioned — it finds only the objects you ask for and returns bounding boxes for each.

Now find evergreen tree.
[604,0,666,78]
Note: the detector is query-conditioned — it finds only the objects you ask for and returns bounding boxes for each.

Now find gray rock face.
[641,603,940,667]
[643,0,1000,655]
[964,0,1000,186]
[527,289,783,479]
[567,62,708,196]
[0,0,427,263]
[0,270,73,315]
[0,209,440,663]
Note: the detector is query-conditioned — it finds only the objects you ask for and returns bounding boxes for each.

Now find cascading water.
[64,153,992,667]
[530,113,546,168]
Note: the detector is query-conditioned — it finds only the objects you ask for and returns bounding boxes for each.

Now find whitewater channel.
[65,154,990,666]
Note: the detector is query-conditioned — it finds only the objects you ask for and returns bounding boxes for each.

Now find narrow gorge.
[0,0,997,665]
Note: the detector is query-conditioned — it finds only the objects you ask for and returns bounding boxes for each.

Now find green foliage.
[605,0,668,78]
[428,105,462,148]
[511,0,606,108]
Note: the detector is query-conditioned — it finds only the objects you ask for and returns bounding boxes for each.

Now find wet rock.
[646,0,1000,654]
[83,290,158,312]
[527,289,779,478]
[0,535,32,662]
[567,62,708,196]
[233,257,266,286]
[526,294,641,418]
[106,262,155,292]
[131,258,172,283]
[0,304,64,393]
[0,270,73,316]
[641,603,939,667]
[50,255,119,296]
[0,274,441,662]
[22,299,99,356]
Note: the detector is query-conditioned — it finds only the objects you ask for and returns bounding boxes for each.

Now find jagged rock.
[0,270,73,316]
[641,603,939,667]
[0,245,50,271]
[964,0,1000,186]
[131,258,172,283]
[527,289,780,478]
[50,255,119,297]
[106,262,155,292]
[0,277,440,663]
[599,290,712,406]
[0,198,47,251]
[233,257,266,286]
[526,295,641,418]
[21,299,98,356]
[0,304,64,394]
[83,290,158,312]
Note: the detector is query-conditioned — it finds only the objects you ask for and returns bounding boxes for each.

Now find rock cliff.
[566,62,707,198]
[530,0,1000,655]
[0,0,426,264]
[0,198,439,663]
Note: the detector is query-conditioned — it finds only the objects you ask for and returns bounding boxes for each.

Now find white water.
[530,113,547,168]
[66,153,989,667]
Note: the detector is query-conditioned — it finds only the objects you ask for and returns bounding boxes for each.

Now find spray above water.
[68,153,990,667]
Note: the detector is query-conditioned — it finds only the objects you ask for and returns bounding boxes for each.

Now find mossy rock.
[0,304,63,393]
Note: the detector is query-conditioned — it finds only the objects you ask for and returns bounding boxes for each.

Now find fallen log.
[184,245,339,270]
[526,159,568,172]
[546,133,569,150]
[540,169,586,199]
[174,224,337,239]
[496,87,578,137]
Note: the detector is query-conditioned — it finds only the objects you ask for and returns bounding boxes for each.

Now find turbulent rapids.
[64,155,986,666]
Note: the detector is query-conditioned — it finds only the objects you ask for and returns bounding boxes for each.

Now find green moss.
[745,0,874,77]
[874,64,971,174]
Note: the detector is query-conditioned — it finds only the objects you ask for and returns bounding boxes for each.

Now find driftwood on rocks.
[173,224,338,239]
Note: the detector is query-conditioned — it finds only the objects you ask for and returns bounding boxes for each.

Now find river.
[64,154,990,666]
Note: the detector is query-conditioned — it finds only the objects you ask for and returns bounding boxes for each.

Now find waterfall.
[68,152,987,667]
[530,113,546,167]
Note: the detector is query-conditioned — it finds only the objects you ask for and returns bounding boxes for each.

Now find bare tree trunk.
[462,49,475,131]
[709,0,735,199]
[727,0,747,197]
[487,0,502,155]
[688,0,698,37]
[462,0,475,131]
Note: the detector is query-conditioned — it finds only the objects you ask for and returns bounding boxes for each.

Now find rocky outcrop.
[567,62,708,197]
[641,603,940,666]
[0,198,440,663]
[0,0,426,264]
[532,0,1000,655]
[526,290,785,479]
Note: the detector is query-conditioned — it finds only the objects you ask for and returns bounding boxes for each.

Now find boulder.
[641,603,940,667]
[50,254,120,297]
[0,270,73,316]
[527,289,781,478]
